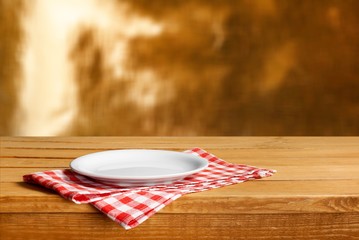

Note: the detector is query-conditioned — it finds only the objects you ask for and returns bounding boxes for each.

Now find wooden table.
[0,137,358,239]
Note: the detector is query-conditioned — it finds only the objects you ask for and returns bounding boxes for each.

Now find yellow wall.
[1,0,359,135]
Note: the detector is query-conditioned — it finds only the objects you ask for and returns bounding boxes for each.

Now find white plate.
[70,149,208,187]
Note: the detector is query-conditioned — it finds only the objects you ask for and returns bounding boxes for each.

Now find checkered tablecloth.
[23,148,276,229]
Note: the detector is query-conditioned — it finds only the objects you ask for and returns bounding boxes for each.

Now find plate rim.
[70,149,208,181]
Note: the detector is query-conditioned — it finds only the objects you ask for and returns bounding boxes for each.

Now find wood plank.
[2,165,359,182]
[1,137,359,239]
[1,181,358,214]
[0,158,72,167]
[1,136,289,150]
[1,213,358,240]
[2,146,359,159]
[2,136,359,152]
[3,180,359,198]
[2,136,359,149]
[2,156,359,168]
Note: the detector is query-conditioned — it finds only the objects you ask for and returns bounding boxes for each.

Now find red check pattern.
[23,148,276,229]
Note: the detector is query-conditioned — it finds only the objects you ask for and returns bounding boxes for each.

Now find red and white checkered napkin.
[23,148,276,229]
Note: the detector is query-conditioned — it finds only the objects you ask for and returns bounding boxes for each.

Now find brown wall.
[1,0,359,135]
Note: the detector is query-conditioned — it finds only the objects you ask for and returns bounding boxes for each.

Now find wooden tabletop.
[1,137,358,239]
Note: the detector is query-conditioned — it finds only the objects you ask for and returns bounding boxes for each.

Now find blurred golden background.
[1,0,359,136]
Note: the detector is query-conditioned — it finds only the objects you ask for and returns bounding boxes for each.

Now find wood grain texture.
[1,213,359,240]
[2,156,359,168]
[2,165,359,182]
[1,181,358,214]
[3,146,359,159]
[2,137,359,158]
[1,137,359,239]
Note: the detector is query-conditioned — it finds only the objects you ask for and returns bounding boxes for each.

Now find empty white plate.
[70,149,208,187]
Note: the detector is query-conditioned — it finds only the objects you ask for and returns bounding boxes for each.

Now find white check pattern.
[24,148,276,229]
